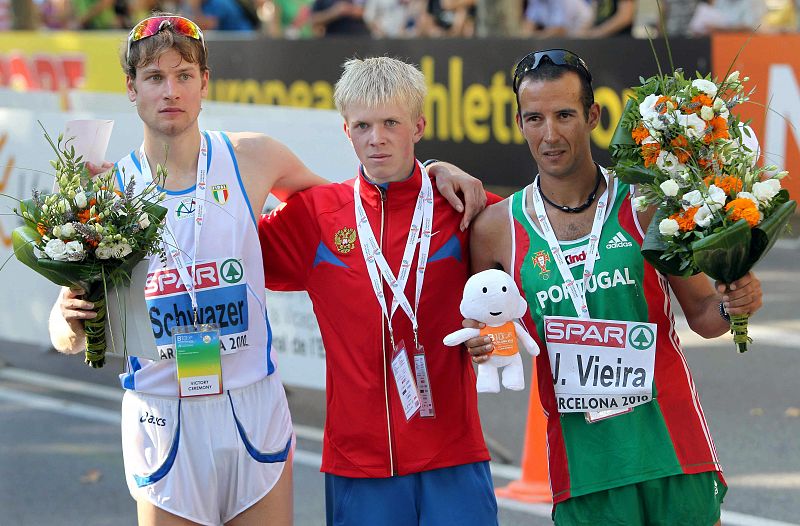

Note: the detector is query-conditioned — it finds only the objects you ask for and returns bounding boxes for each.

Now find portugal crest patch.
[212,184,229,205]
[334,227,357,254]
[532,250,551,280]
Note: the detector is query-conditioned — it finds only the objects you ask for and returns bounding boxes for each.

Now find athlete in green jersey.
[467,49,764,525]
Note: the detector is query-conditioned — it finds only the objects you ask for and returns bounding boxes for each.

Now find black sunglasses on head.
[512,49,593,93]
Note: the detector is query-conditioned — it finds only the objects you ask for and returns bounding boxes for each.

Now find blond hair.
[334,57,427,119]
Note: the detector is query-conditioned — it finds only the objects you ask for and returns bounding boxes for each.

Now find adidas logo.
[606,231,633,249]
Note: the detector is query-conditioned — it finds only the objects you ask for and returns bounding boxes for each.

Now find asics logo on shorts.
[139,411,167,426]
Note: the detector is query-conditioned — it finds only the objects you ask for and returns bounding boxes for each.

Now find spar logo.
[628,324,654,351]
[145,261,220,297]
[220,259,243,284]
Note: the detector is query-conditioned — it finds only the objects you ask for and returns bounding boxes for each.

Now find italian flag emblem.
[212,184,229,205]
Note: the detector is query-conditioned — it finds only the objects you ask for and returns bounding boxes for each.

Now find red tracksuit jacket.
[258,163,491,477]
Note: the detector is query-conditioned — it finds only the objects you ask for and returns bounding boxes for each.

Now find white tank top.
[114,131,275,396]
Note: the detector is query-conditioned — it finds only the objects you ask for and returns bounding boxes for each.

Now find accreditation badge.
[391,340,421,421]
[174,324,223,398]
[544,316,657,417]
[413,344,435,419]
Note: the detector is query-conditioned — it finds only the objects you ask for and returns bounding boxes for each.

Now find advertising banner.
[712,33,800,200]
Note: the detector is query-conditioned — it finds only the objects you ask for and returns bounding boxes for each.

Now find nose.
[369,126,386,146]
[543,118,558,144]
[163,77,179,99]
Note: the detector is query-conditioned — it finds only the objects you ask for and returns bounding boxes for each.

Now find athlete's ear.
[343,120,352,141]
[412,115,426,144]
[127,75,137,102]
[200,69,209,98]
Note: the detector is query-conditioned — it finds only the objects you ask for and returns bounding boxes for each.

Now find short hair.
[515,62,595,120]
[334,57,427,119]
[121,13,209,80]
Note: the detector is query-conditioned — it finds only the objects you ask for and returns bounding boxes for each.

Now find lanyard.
[354,161,434,348]
[139,134,209,325]
[531,169,610,320]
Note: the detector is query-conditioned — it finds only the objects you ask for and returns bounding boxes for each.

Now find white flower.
[752,179,781,202]
[678,112,706,140]
[96,245,113,259]
[737,125,760,166]
[52,226,62,238]
[60,223,76,239]
[706,184,727,211]
[111,241,133,259]
[694,205,715,228]
[632,195,649,212]
[639,94,660,116]
[138,212,151,229]
[74,192,87,209]
[44,239,68,261]
[682,189,704,209]
[659,218,680,237]
[692,78,718,98]
[700,105,714,121]
[727,71,740,84]
[736,191,760,208]
[656,151,685,176]
[64,240,86,261]
[660,178,680,197]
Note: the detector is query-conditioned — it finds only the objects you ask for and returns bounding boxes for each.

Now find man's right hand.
[85,161,114,178]
[49,287,95,354]
[58,287,97,324]
[462,319,494,364]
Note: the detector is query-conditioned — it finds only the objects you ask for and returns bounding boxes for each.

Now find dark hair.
[514,61,595,120]
[121,13,209,80]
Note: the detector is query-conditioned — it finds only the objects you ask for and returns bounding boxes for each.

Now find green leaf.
[690,219,752,283]
[615,164,661,185]
[641,208,696,276]
[11,226,83,288]
[749,199,796,266]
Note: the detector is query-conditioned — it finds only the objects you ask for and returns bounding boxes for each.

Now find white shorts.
[121,373,294,525]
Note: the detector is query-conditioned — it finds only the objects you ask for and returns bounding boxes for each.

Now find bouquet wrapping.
[610,69,795,352]
[6,129,167,367]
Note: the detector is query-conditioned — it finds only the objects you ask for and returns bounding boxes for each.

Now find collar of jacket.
[356,160,425,210]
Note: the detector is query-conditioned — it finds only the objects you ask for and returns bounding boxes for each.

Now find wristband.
[718,301,731,322]
[422,159,441,168]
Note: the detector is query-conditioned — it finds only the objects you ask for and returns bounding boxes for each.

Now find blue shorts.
[325,461,498,526]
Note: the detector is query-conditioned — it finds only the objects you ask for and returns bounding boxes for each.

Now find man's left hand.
[716,271,763,316]
[427,161,487,231]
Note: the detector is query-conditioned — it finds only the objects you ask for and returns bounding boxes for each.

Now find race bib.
[145,258,249,360]
[545,316,657,414]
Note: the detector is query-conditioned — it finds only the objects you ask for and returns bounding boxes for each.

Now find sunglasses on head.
[512,49,592,93]
[126,16,205,61]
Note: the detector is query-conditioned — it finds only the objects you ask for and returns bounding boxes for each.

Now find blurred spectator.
[71,0,121,28]
[761,0,797,31]
[129,0,171,24]
[521,0,593,37]
[184,0,260,30]
[688,0,767,35]
[268,0,314,37]
[475,0,520,36]
[0,0,12,29]
[363,0,417,37]
[417,0,476,37]
[663,0,701,36]
[578,0,636,37]
[311,0,369,35]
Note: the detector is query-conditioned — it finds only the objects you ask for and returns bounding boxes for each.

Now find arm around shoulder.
[469,198,511,273]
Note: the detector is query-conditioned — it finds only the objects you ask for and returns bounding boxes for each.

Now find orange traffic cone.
[495,366,551,503]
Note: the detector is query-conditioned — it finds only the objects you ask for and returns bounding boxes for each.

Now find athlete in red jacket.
[259,57,499,525]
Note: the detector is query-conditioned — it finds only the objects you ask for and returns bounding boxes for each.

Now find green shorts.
[553,471,727,526]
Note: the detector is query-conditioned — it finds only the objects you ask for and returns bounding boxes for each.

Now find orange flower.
[36,223,47,236]
[632,125,650,145]
[703,116,729,144]
[656,95,676,114]
[77,209,91,224]
[670,206,699,232]
[670,135,691,164]
[87,238,99,248]
[683,94,713,115]
[715,176,743,196]
[89,198,97,207]
[642,143,660,167]
[725,198,760,227]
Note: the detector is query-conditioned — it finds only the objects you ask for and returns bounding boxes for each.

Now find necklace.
[537,168,602,214]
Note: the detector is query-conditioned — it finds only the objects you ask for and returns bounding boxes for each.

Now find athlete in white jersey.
[48,13,485,526]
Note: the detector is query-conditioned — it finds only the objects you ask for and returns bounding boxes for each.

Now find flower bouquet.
[5,128,167,367]
[610,68,796,353]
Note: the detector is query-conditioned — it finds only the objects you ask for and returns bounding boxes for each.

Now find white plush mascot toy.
[444,269,539,393]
